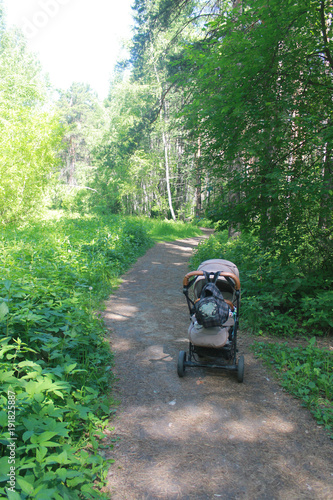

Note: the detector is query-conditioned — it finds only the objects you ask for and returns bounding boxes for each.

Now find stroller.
[177,259,244,382]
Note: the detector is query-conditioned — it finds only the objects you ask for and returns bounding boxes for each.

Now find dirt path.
[101,234,333,500]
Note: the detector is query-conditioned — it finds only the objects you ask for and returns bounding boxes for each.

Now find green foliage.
[50,83,108,210]
[0,213,158,498]
[190,231,333,337]
[252,339,333,436]
[0,212,201,497]
[0,31,64,224]
[175,0,333,266]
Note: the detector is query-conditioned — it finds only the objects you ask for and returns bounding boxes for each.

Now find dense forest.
[1,0,332,259]
[0,0,332,498]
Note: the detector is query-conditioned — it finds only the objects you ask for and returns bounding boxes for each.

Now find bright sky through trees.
[3,0,134,99]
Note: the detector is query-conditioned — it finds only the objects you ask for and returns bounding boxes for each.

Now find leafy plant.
[0,212,201,498]
[251,338,333,436]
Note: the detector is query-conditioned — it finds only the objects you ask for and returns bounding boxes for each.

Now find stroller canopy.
[197,259,239,277]
[194,259,240,302]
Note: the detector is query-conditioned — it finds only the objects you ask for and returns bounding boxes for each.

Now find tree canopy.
[0,0,332,270]
[0,25,63,223]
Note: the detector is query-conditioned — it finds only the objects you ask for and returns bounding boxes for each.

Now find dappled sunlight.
[119,400,296,446]
[104,236,333,499]
[103,303,139,321]
[108,399,326,500]
[222,415,295,442]
[110,338,136,353]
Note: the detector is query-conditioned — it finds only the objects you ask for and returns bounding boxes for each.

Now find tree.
[175,0,333,264]
[0,29,63,223]
[52,83,107,208]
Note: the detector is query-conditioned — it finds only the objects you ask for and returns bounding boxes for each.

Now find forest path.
[102,232,332,500]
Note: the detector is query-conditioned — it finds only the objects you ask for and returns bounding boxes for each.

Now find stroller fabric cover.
[188,318,229,348]
[189,259,239,349]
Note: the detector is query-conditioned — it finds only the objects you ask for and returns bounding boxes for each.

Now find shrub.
[190,231,333,337]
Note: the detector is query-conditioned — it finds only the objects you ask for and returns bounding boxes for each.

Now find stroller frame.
[178,266,244,382]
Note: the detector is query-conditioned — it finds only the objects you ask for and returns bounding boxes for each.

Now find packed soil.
[101,231,333,500]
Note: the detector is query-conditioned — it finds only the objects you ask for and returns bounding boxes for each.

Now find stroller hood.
[197,259,239,278]
[194,259,240,302]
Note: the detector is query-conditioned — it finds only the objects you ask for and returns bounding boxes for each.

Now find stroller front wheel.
[177,351,186,377]
[237,355,244,383]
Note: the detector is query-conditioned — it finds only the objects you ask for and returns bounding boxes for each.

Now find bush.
[190,231,333,337]
[0,213,202,498]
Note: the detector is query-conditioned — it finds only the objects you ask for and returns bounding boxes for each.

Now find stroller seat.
[188,319,229,348]
[194,259,239,305]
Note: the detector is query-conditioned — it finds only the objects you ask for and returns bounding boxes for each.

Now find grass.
[0,212,201,499]
[147,218,202,241]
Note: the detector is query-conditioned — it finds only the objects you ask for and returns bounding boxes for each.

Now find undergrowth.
[251,339,333,436]
[190,231,333,337]
[0,213,201,499]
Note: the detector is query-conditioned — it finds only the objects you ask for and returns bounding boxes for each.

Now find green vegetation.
[251,339,333,436]
[0,30,63,224]
[190,231,333,337]
[0,0,332,493]
[0,213,201,498]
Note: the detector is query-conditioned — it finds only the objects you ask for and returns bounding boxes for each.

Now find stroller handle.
[183,270,241,290]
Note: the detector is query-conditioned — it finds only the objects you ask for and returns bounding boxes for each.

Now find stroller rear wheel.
[237,355,244,383]
[177,351,186,377]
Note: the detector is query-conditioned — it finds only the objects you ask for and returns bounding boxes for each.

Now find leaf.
[31,431,58,444]
[16,477,34,496]
[4,280,12,291]
[0,456,10,481]
[64,363,77,374]
[36,446,48,462]
[0,302,9,321]
[52,450,69,465]
[6,490,21,500]
[55,467,68,482]
[0,371,16,383]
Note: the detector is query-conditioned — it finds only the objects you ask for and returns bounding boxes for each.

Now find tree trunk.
[195,137,202,218]
[162,130,176,220]
[319,143,333,229]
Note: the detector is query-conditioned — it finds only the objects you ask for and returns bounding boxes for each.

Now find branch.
[71,186,98,193]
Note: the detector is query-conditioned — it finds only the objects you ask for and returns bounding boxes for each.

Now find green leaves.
[191,230,332,337]
[0,32,64,224]
[252,339,333,435]
[171,0,333,265]
[0,214,159,498]
[0,213,193,498]
[0,302,9,322]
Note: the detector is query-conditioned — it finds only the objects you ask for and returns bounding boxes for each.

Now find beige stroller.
[177,259,244,382]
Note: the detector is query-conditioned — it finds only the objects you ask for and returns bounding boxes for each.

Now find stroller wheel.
[177,351,186,377]
[237,355,244,383]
